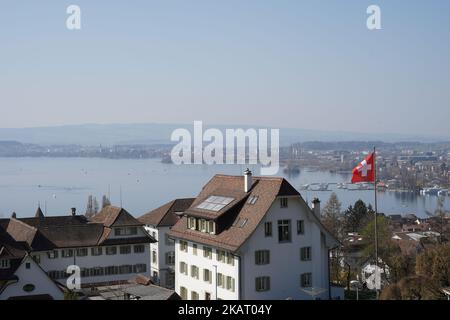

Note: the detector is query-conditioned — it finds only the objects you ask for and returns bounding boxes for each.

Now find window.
[208,220,216,234]
[192,244,197,255]
[191,291,199,300]
[226,276,235,292]
[47,250,59,259]
[166,251,175,265]
[297,220,305,235]
[217,273,225,288]
[203,269,212,283]
[196,196,234,212]
[0,259,10,269]
[199,219,207,232]
[301,273,312,288]
[91,267,104,277]
[105,266,116,275]
[32,255,40,264]
[300,247,312,261]
[247,195,259,205]
[216,250,226,262]
[226,252,235,266]
[76,248,88,257]
[280,197,288,208]
[91,247,103,256]
[25,262,31,269]
[255,276,271,292]
[115,227,138,236]
[255,250,270,265]
[152,250,157,263]
[120,245,131,255]
[165,234,174,245]
[264,222,272,237]
[278,220,291,243]
[106,246,117,255]
[205,292,211,300]
[180,262,188,275]
[191,265,199,279]
[180,240,188,252]
[188,217,196,230]
[152,271,158,282]
[135,264,147,273]
[134,245,145,253]
[119,265,133,274]
[62,249,73,258]
[180,287,188,300]
[203,246,212,259]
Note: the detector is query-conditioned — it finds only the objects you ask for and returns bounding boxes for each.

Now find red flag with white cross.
[351,152,375,183]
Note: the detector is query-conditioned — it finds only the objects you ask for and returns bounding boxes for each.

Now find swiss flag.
[351,152,375,183]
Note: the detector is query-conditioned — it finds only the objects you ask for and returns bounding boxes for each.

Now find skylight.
[196,196,234,212]
[247,195,258,205]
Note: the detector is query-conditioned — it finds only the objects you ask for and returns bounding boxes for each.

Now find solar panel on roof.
[196,196,234,212]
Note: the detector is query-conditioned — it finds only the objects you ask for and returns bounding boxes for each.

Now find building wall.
[34,243,151,285]
[0,256,64,300]
[239,197,330,300]
[175,239,239,300]
[145,225,176,288]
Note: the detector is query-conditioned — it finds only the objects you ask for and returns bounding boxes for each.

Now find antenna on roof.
[120,185,123,208]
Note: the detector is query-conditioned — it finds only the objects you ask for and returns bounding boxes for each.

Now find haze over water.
[0,158,448,219]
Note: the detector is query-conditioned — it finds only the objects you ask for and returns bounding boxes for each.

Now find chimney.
[244,168,252,192]
[71,207,76,216]
[311,198,321,216]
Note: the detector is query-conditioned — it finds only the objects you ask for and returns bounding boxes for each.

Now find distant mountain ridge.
[0,123,447,146]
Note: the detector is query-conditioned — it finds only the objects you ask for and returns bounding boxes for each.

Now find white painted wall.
[34,243,151,285]
[0,256,64,300]
[145,225,176,288]
[239,197,330,300]
[175,240,239,300]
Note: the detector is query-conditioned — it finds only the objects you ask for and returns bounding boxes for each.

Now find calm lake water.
[0,158,448,219]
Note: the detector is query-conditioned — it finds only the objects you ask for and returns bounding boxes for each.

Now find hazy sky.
[1,1,450,136]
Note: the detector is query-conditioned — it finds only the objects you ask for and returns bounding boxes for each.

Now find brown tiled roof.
[169,174,303,252]
[90,206,143,227]
[139,198,195,227]
[0,206,155,252]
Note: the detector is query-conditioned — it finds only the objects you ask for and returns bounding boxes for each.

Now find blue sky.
[1,1,450,137]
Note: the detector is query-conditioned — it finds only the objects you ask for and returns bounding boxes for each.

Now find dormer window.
[0,259,10,269]
[186,216,216,235]
[115,226,138,236]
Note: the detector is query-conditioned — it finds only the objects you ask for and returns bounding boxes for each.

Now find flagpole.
[373,146,379,299]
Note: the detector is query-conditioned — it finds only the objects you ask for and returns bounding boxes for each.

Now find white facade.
[175,240,239,300]
[145,225,176,288]
[0,256,64,300]
[33,226,151,286]
[175,196,334,300]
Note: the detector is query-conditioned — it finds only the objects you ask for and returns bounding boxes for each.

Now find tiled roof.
[139,198,195,227]
[0,206,155,252]
[169,174,303,252]
[90,206,143,227]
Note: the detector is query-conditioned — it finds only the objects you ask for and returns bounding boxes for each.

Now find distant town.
[2,139,450,194]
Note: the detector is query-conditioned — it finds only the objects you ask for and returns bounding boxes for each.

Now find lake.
[0,157,448,219]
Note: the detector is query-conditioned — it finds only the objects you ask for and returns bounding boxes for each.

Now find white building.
[0,255,65,300]
[0,206,155,293]
[169,170,340,300]
[139,198,194,288]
